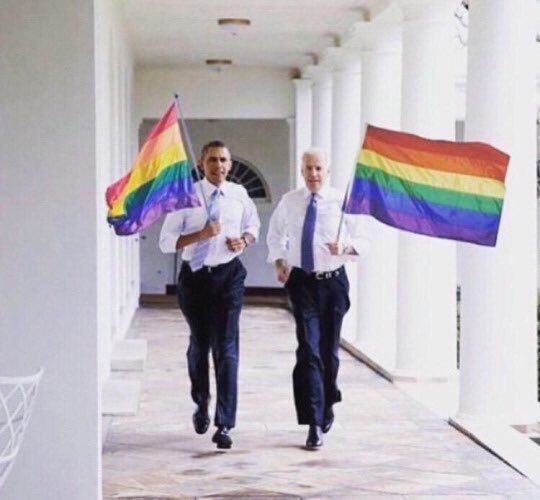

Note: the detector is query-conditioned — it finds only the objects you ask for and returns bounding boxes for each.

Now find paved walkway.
[103,305,540,499]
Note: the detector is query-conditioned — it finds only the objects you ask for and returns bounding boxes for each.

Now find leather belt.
[294,266,344,280]
[313,269,341,280]
[183,258,236,273]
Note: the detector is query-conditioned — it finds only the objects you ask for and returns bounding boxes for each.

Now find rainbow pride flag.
[344,125,510,246]
[106,103,199,235]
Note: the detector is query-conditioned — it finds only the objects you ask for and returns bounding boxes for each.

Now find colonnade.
[292,0,538,425]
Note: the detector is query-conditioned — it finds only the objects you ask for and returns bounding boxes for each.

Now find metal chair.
[0,369,43,489]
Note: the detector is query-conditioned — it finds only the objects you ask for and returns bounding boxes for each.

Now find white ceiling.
[120,0,375,68]
[120,0,540,76]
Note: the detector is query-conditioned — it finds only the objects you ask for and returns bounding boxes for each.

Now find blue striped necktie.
[190,189,221,272]
[301,193,317,271]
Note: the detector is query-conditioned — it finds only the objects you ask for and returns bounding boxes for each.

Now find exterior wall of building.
[134,67,295,290]
[139,118,290,292]
[134,66,293,120]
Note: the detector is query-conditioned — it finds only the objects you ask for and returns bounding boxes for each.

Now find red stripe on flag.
[363,136,506,182]
[106,172,131,208]
[366,125,510,172]
[145,104,178,143]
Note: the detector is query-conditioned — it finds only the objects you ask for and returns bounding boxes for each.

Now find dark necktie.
[301,193,317,271]
[190,189,221,271]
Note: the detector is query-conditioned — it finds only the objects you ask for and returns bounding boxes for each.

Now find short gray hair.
[301,147,329,166]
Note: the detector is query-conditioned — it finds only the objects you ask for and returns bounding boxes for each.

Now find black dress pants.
[285,266,350,426]
[177,258,246,428]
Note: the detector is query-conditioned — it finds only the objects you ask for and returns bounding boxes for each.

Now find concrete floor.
[103,305,540,499]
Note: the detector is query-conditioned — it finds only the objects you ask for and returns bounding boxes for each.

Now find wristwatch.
[241,235,249,247]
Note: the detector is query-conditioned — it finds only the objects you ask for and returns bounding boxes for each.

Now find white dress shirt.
[160,178,261,266]
[266,185,370,272]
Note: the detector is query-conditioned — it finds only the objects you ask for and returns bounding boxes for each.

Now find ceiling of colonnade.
[120,0,402,69]
[120,0,540,91]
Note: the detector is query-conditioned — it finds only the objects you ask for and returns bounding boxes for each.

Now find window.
[192,156,270,201]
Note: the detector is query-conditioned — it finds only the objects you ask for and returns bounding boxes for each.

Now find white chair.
[0,369,43,489]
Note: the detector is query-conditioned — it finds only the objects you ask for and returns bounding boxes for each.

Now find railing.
[0,369,43,489]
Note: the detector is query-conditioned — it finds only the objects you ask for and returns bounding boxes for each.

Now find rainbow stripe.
[344,125,510,246]
[106,103,199,235]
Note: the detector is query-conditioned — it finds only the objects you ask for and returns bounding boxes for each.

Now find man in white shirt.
[266,147,369,449]
[160,140,260,449]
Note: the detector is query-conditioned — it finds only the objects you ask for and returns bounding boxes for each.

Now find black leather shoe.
[322,407,334,434]
[305,425,323,449]
[212,426,232,449]
[192,407,210,435]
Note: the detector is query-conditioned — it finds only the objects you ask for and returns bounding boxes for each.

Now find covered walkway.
[103,305,540,498]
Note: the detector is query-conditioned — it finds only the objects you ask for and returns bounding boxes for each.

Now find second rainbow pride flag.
[344,125,510,247]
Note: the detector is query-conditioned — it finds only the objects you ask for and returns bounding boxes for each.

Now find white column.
[457,0,537,424]
[292,78,313,188]
[354,40,402,368]
[303,65,333,156]
[0,0,100,498]
[394,0,458,381]
[323,48,363,342]
[325,48,362,191]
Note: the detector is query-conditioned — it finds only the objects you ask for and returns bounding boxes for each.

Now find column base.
[450,414,540,488]
[391,368,459,383]
[340,338,394,382]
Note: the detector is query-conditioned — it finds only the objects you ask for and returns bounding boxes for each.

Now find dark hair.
[201,140,229,159]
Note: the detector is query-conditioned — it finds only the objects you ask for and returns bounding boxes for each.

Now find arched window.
[192,156,270,201]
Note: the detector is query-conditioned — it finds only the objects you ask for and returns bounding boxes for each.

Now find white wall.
[139,119,291,292]
[135,66,293,120]
[188,119,291,288]
[0,1,100,497]
[134,66,294,290]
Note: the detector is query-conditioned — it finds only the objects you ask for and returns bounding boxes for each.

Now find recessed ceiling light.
[217,18,251,36]
[205,59,233,72]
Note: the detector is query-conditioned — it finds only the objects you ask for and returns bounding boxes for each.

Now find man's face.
[301,153,329,193]
[201,146,232,186]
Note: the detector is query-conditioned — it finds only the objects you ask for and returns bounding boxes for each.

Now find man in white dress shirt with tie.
[267,147,369,449]
[160,140,260,449]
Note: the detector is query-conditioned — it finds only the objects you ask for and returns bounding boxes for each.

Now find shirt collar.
[302,184,330,200]
[201,178,228,197]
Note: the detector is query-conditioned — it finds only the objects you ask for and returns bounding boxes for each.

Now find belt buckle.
[314,271,325,280]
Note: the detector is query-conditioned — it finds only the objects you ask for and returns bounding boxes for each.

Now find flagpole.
[335,182,351,244]
[335,128,366,243]
[173,93,209,216]
[336,146,362,243]
[173,93,209,286]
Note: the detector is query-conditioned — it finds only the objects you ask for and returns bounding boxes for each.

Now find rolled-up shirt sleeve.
[266,197,288,263]
[159,211,185,254]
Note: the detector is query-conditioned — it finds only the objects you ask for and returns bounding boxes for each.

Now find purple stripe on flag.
[109,177,200,236]
[347,176,501,231]
[346,195,498,246]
